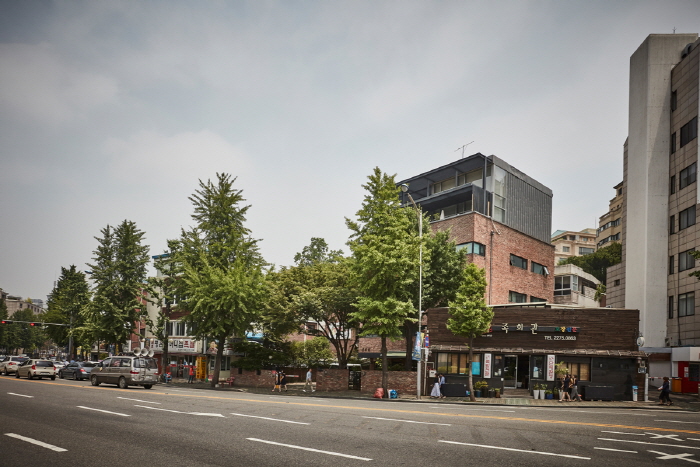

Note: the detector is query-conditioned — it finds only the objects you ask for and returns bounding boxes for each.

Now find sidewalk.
[163,379,700,411]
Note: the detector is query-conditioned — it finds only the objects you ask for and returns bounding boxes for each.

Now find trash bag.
[389,389,398,399]
[373,388,384,399]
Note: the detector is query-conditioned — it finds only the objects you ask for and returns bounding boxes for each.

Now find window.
[530,296,546,303]
[456,241,485,256]
[669,255,675,275]
[668,295,674,319]
[492,166,506,222]
[167,321,188,336]
[614,279,620,286]
[457,168,483,187]
[562,246,570,253]
[440,201,471,218]
[559,360,590,381]
[679,249,696,272]
[670,175,676,195]
[670,214,676,234]
[508,291,527,303]
[680,205,696,230]
[680,116,698,147]
[510,254,527,269]
[436,353,479,375]
[531,262,547,275]
[679,292,695,317]
[671,90,677,111]
[432,177,456,195]
[555,275,578,295]
[680,163,697,190]
[579,247,594,255]
[671,132,677,154]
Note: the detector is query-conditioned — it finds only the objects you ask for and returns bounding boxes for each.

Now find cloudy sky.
[1,1,699,302]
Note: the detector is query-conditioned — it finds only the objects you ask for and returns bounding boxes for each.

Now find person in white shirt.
[303,369,315,392]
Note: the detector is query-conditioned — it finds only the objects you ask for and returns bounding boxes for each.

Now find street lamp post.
[400,183,423,399]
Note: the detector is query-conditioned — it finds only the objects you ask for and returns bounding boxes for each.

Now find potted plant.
[474,380,488,398]
[494,388,501,398]
[545,389,553,399]
[539,383,547,399]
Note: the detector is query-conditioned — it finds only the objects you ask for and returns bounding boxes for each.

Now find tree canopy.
[44,265,91,358]
[558,242,621,284]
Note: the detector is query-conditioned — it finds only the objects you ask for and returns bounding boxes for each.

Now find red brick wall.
[360,370,416,396]
[432,212,554,305]
[358,336,412,355]
[232,370,278,388]
[316,368,349,392]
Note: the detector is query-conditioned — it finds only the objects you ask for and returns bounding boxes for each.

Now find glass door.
[503,355,517,388]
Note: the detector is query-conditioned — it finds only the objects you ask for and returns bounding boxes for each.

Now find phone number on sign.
[544,335,577,340]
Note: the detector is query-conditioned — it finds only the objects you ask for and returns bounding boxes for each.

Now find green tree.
[293,237,344,266]
[559,242,621,284]
[289,337,335,368]
[174,173,268,388]
[0,298,12,353]
[6,308,47,356]
[346,168,419,397]
[446,263,493,402]
[44,265,91,359]
[85,220,150,354]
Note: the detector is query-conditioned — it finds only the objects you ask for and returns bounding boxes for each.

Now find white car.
[16,359,56,380]
[0,356,29,375]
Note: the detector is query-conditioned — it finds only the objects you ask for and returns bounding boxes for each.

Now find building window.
[562,246,570,253]
[508,291,527,303]
[436,352,479,375]
[670,175,676,195]
[679,249,696,272]
[679,292,695,317]
[167,321,188,336]
[614,279,621,286]
[680,163,697,190]
[680,116,698,148]
[668,295,674,319]
[559,361,590,381]
[531,262,548,275]
[670,214,676,234]
[555,275,578,296]
[456,241,485,256]
[510,254,527,269]
[432,177,456,195]
[669,255,675,275]
[671,90,677,111]
[579,247,595,255]
[530,296,546,303]
[680,205,696,230]
[671,132,677,154]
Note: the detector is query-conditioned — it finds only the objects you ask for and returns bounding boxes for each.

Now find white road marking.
[594,447,638,453]
[135,405,224,417]
[117,397,161,404]
[645,432,684,441]
[77,406,130,417]
[656,420,700,425]
[7,393,33,398]
[648,450,700,463]
[599,438,700,450]
[438,440,590,459]
[247,438,372,461]
[601,431,645,436]
[363,416,451,426]
[230,413,309,425]
[5,433,67,452]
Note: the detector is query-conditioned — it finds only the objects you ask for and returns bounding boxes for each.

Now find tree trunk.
[381,336,389,398]
[468,334,476,402]
[403,323,414,371]
[210,333,225,388]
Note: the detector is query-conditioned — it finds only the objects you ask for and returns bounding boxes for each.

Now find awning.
[429,345,648,358]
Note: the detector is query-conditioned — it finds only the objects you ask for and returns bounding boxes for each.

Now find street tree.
[174,173,268,388]
[346,168,419,397]
[85,220,150,354]
[289,336,335,368]
[446,263,493,402]
[44,265,90,359]
[559,242,621,284]
[293,237,344,266]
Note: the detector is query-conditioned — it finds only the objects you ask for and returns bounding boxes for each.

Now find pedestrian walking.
[280,371,288,391]
[439,373,446,398]
[303,368,315,392]
[570,374,582,401]
[188,364,195,384]
[559,374,571,402]
[272,371,281,392]
[658,376,673,405]
[430,374,441,398]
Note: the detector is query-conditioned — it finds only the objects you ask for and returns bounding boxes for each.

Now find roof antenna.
[455,141,474,158]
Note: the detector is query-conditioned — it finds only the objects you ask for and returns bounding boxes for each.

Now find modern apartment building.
[596,182,624,249]
[551,229,597,265]
[608,33,700,391]
[397,153,555,305]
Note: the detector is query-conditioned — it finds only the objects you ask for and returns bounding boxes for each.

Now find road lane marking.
[656,420,700,425]
[438,440,590,459]
[648,450,700,463]
[601,431,645,436]
[599,438,700,450]
[594,447,638,453]
[117,397,161,404]
[362,416,451,426]
[5,433,67,452]
[135,405,225,417]
[77,406,130,416]
[247,438,371,461]
[7,393,33,398]
[230,413,309,424]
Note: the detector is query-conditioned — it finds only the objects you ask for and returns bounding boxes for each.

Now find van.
[90,356,159,389]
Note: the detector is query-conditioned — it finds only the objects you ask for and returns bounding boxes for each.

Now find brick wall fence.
[360,370,416,396]
[316,368,350,392]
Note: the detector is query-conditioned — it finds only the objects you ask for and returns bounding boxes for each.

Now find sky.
[1,1,699,303]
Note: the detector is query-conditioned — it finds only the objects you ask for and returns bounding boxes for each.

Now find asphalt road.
[1,376,699,466]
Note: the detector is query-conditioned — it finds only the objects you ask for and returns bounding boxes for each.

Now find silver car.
[15,359,56,380]
[0,356,29,375]
[90,356,159,389]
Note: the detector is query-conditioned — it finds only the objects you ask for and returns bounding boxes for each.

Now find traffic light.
[28,322,40,327]
[1,320,12,324]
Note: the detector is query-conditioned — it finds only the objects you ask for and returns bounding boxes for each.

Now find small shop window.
[492,355,503,377]
[559,360,590,381]
[689,363,700,382]
[437,352,480,375]
[531,356,544,380]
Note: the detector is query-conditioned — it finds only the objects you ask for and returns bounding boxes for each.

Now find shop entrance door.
[504,355,518,388]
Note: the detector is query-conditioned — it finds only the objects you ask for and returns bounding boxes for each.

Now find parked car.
[15,359,56,380]
[90,356,159,389]
[59,361,96,381]
[0,356,29,375]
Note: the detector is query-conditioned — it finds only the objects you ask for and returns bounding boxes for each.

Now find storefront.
[671,347,700,393]
[427,305,648,400]
[148,338,203,378]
